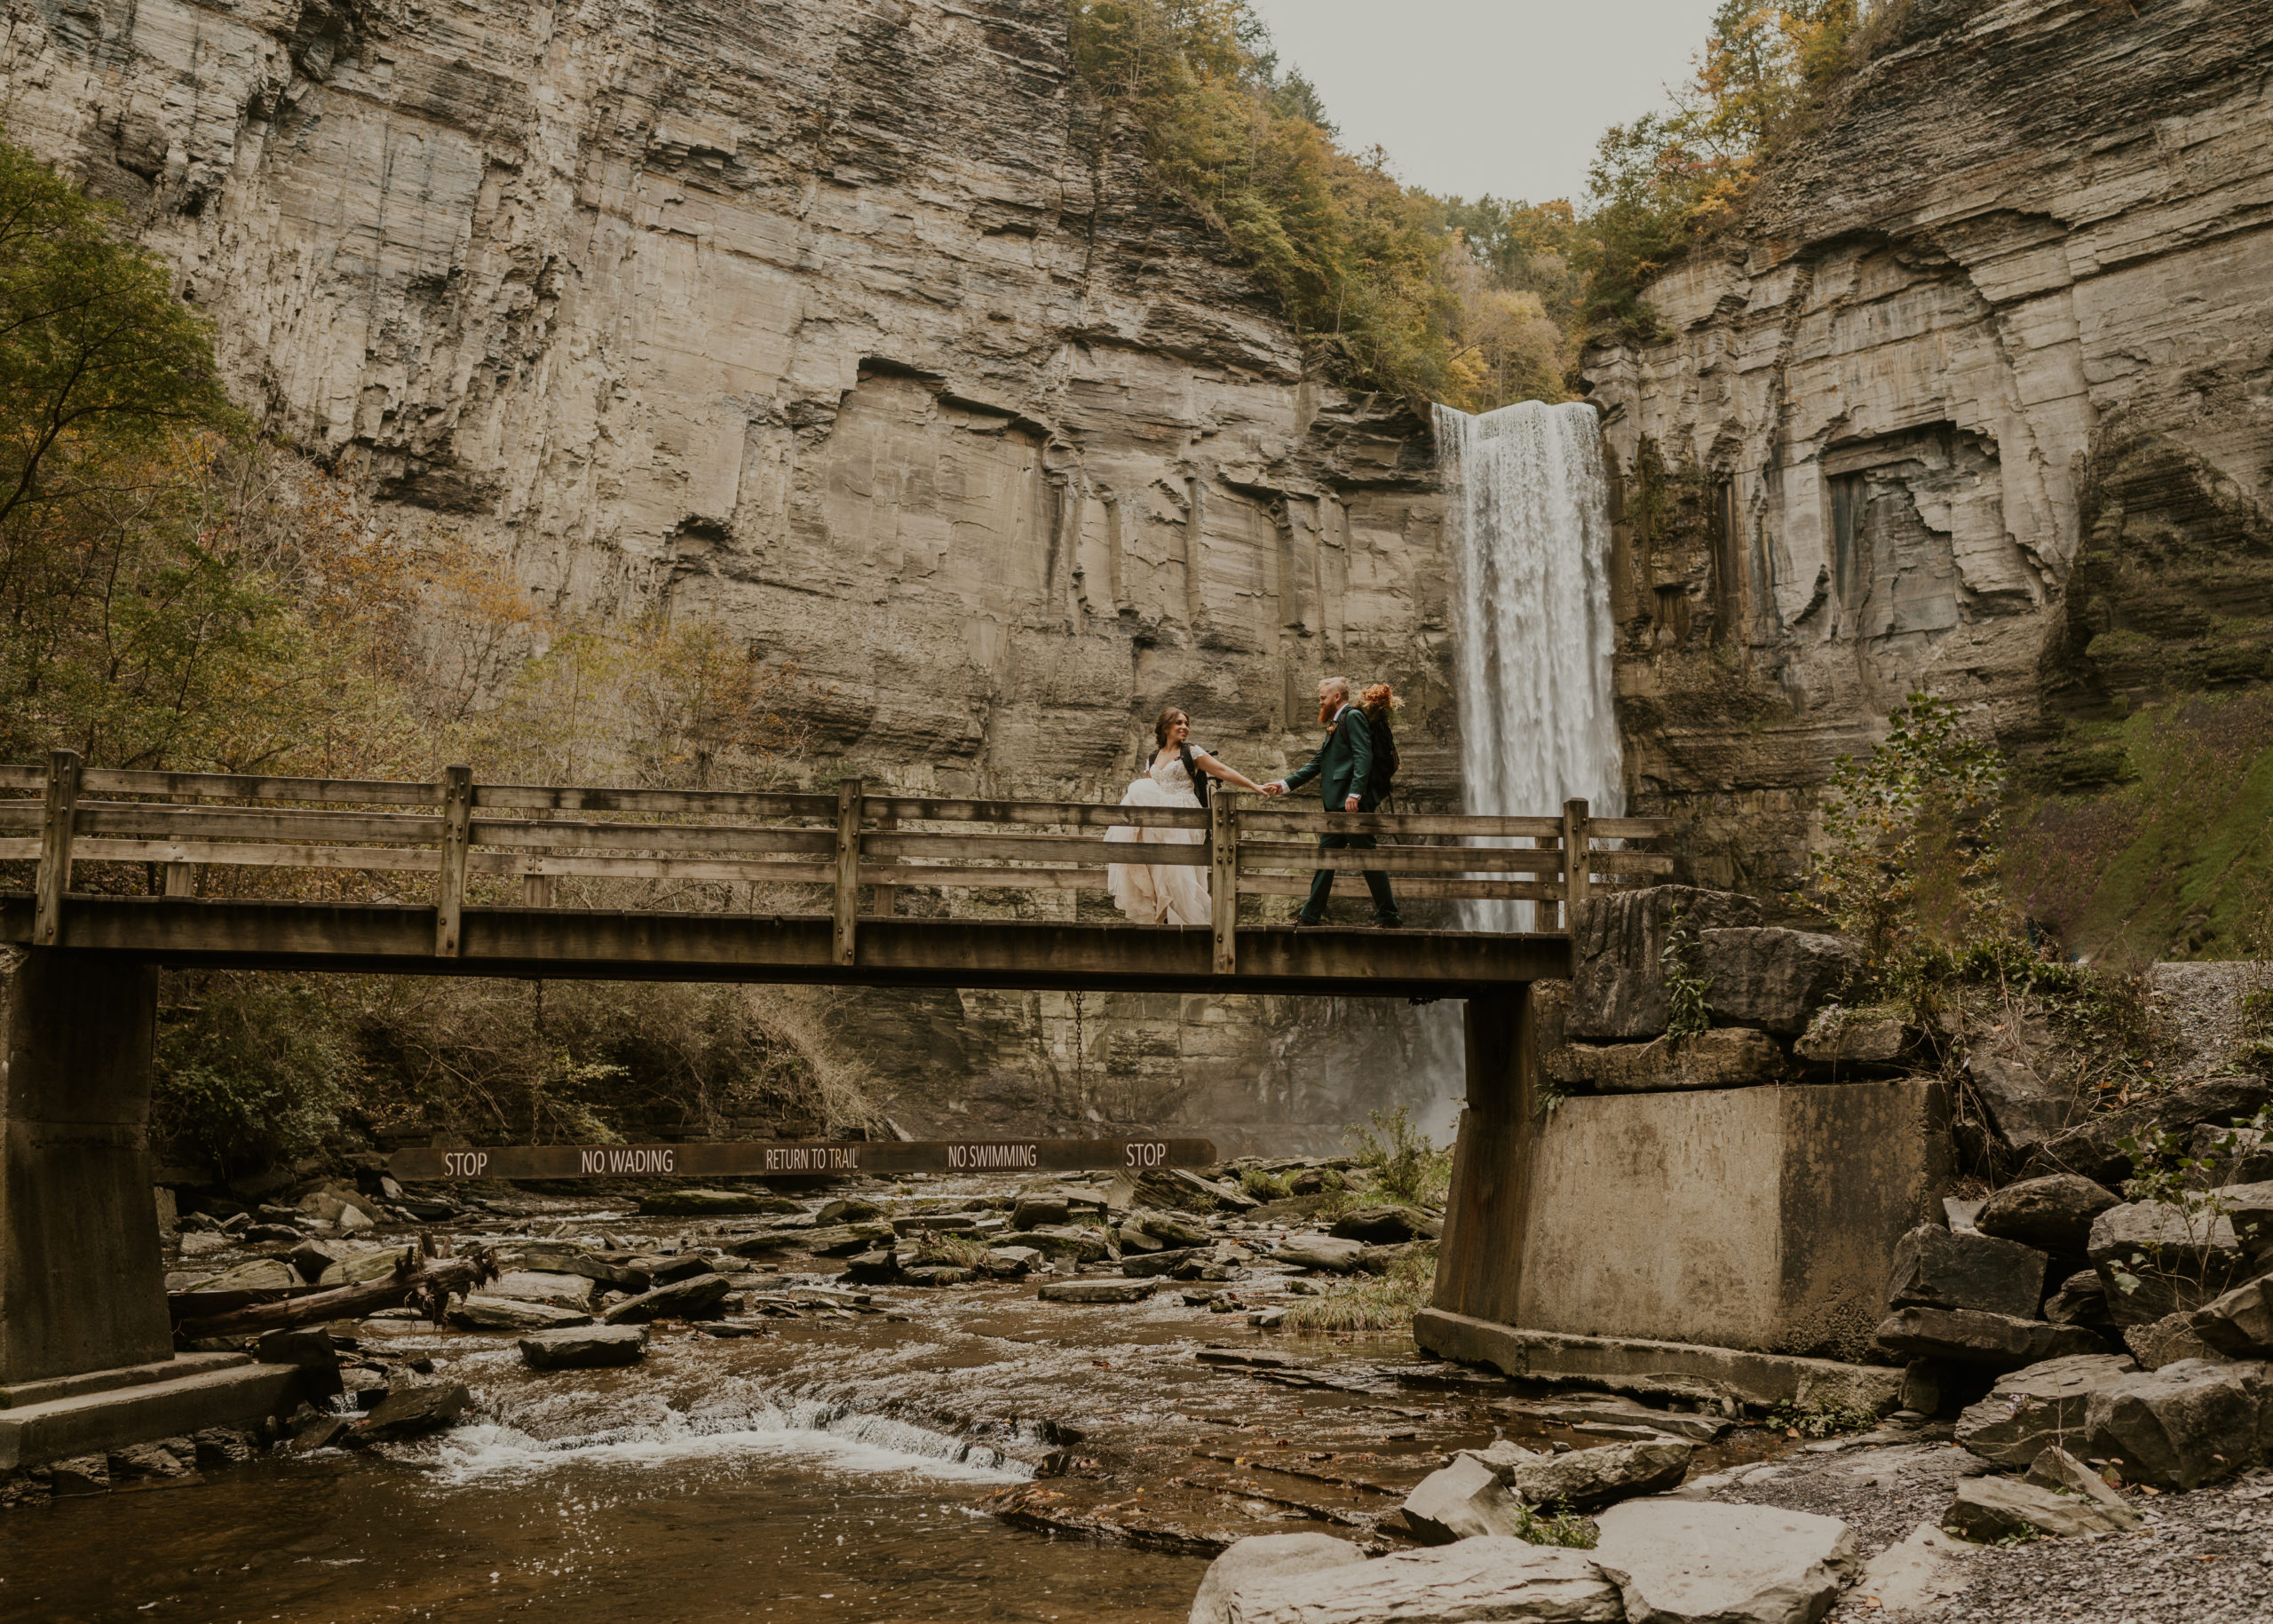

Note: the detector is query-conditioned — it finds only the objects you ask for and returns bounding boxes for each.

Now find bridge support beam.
[1433,987,1538,1326]
[0,949,171,1385]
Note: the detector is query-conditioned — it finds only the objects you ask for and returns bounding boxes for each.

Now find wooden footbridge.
[0,748,1675,1421]
[1,752,1674,995]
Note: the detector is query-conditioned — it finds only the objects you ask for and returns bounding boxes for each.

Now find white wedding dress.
[1105,754,1211,926]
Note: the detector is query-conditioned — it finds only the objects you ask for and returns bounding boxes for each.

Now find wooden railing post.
[871,813,898,919]
[162,862,196,899]
[521,871,553,908]
[1560,797,1590,934]
[33,749,81,946]
[832,778,863,967]
[436,764,472,957]
[1210,791,1238,975]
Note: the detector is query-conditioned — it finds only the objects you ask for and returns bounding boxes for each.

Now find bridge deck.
[0,894,1568,995]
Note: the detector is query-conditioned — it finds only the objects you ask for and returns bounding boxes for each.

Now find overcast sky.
[1243,1,1721,204]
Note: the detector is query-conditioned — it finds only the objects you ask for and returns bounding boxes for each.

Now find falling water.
[1433,399,1626,930]
[1414,400,1624,1137]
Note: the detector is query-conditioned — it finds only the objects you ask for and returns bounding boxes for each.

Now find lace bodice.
[1148,753,1197,791]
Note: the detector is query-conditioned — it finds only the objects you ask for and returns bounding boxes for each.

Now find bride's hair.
[1153,708,1189,749]
[1360,682,1403,715]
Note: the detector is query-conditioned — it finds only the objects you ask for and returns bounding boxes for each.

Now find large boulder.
[1695,927,1861,1036]
[1188,1534,1366,1624]
[1273,1236,1366,1274]
[1953,1352,2138,1469]
[1391,1454,1528,1544]
[2124,1312,2222,1370]
[1966,1031,2082,1151]
[352,1382,471,1443]
[2043,1270,2116,1330]
[1327,1206,1440,1245]
[1137,1211,1215,1248]
[1976,1176,2121,1257]
[1942,1475,2135,1541]
[2223,1181,2273,1260]
[1462,1438,1693,1509]
[1122,1248,1205,1279]
[2187,1271,2273,1356]
[2025,1080,2271,1184]
[2087,1200,2250,1324]
[1884,1225,2047,1319]
[1591,1500,1857,1624]
[519,1325,649,1371]
[1224,1539,1624,1624]
[2082,1357,2271,1488]
[1794,1013,1921,1071]
[1562,1029,1789,1094]
[1874,1307,2113,1370]
[253,1327,343,1400]
[1568,886,1764,1042]
[600,1272,732,1324]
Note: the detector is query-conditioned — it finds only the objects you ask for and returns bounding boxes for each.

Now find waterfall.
[1433,400,1625,931]
[1414,400,1624,1138]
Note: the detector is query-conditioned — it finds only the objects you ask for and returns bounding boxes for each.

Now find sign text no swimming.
[387,1137,1216,1182]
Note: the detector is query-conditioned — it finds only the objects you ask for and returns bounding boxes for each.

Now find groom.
[1266,677,1401,928]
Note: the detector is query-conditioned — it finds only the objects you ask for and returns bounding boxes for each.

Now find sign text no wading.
[388,1137,1216,1182]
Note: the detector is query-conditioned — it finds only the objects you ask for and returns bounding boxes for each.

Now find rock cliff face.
[1583,0,2273,907]
[0,0,1453,1146]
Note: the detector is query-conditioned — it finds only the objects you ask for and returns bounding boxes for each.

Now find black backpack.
[1365,709,1399,804]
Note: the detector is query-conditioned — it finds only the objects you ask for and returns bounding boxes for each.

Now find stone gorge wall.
[0,0,1454,1149]
[1582,0,2273,906]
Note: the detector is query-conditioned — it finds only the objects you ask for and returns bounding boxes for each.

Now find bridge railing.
[0,753,1678,971]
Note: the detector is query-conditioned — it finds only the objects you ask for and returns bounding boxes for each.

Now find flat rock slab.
[519,1326,649,1371]
[1190,1533,1366,1624]
[1885,1224,2048,1319]
[2024,1444,2139,1525]
[484,1270,598,1310]
[634,1188,798,1216]
[1038,1279,1155,1304]
[1874,1306,2113,1370]
[1853,1522,1969,1614]
[1564,1029,1789,1094]
[1943,1473,2136,1540]
[449,1295,593,1333]
[1592,1499,1857,1624]
[1327,1205,1441,1244]
[1225,1537,1623,1624]
[2185,1272,2273,1357]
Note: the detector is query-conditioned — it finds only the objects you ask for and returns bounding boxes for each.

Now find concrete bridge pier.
[0,950,291,1471]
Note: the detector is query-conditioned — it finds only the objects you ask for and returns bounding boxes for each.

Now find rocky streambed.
[6,1162,2272,1622]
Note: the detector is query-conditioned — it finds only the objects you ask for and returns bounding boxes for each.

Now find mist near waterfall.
[1417,400,1625,1137]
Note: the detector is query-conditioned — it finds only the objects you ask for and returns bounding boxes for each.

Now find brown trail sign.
[387,1137,1217,1182]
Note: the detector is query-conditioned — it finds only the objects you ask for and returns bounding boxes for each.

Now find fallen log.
[174,1237,496,1341]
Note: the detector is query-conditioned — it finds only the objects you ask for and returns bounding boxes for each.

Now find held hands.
[1261,780,1288,797]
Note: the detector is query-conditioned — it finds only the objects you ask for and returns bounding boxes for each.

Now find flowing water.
[2,1193,1786,1623]
[1433,399,1625,931]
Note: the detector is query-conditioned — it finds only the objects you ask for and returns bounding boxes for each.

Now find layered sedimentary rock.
[0,0,1450,1145]
[1582,0,2273,899]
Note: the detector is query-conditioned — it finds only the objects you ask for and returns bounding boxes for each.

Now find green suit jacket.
[1284,705,1379,810]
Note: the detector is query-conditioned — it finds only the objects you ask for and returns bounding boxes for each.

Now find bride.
[1105,709,1275,925]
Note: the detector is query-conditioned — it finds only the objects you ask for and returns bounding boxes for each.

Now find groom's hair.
[1318,676,1351,703]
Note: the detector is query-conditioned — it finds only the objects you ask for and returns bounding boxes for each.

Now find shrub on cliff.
[1067,1,1457,405]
